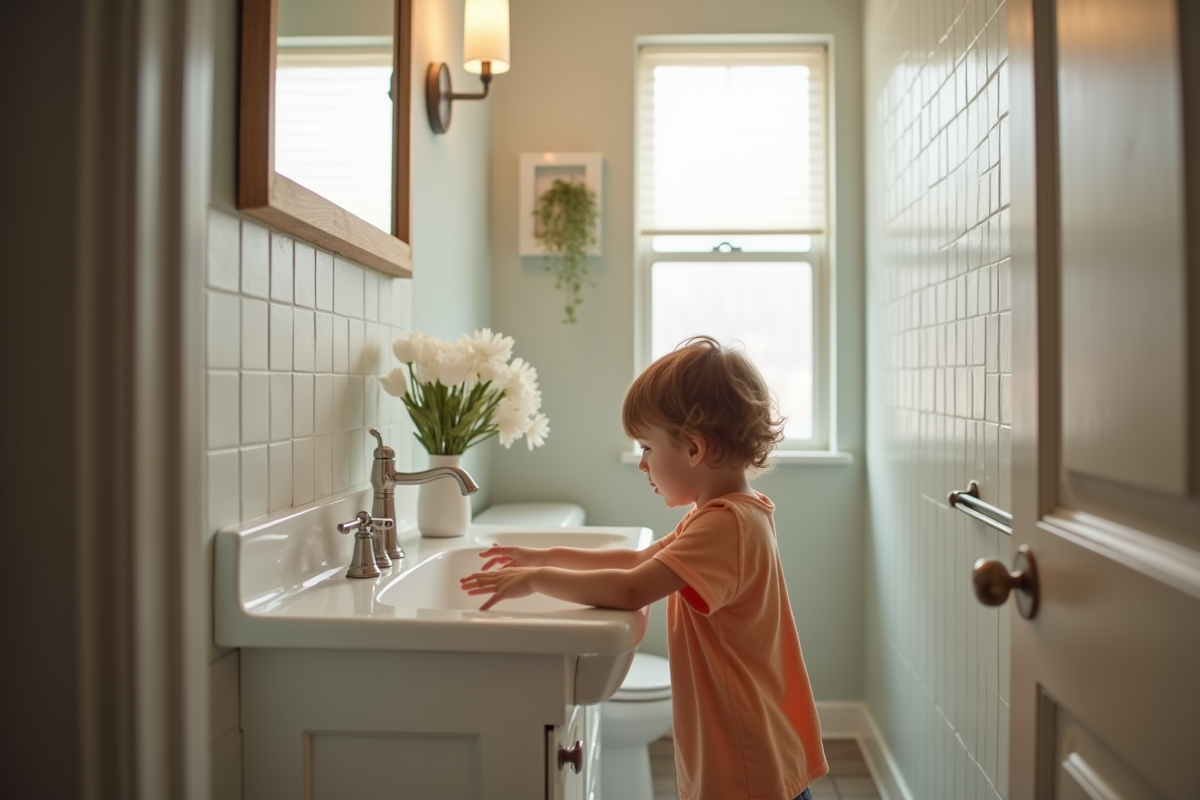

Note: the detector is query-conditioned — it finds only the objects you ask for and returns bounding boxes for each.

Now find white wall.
[486,0,867,700]
[864,0,1013,797]
[205,1,494,796]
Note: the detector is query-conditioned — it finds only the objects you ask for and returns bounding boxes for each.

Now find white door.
[1005,0,1200,798]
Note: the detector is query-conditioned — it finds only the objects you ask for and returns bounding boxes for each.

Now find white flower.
[436,346,473,388]
[466,328,514,367]
[392,332,419,364]
[496,398,533,448]
[378,368,409,398]
[503,358,539,404]
[525,413,550,450]
[410,334,444,385]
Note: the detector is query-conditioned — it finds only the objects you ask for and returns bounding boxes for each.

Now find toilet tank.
[474,502,587,527]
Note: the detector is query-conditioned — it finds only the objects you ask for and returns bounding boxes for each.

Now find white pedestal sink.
[214,486,653,800]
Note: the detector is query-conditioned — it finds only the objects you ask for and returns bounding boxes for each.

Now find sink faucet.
[369,429,480,560]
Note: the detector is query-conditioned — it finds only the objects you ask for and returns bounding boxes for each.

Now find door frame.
[74,0,211,794]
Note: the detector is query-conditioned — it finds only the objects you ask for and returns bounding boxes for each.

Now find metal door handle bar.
[948,480,1012,536]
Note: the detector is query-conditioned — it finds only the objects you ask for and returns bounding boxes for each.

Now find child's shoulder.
[684,492,774,531]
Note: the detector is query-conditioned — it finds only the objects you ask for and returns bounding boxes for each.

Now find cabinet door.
[546,705,589,800]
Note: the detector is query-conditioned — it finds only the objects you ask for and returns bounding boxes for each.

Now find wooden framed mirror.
[238,0,413,277]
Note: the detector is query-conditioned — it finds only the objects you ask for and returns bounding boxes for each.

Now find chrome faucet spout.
[367,429,480,559]
[388,465,480,495]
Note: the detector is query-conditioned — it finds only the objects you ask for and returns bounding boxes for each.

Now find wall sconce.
[426,0,510,134]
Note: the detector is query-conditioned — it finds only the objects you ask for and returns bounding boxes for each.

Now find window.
[275,38,395,232]
[635,44,831,450]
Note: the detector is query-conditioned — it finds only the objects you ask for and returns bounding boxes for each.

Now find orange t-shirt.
[652,492,827,800]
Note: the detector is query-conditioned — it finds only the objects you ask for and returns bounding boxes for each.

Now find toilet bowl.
[600,652,673,800]
[474,504,674,800]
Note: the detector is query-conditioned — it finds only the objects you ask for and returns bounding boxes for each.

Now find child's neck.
[693,467,754,508]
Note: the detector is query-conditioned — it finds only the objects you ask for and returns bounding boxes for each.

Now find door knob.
[558,740,583,774]
[973,544,1039,620]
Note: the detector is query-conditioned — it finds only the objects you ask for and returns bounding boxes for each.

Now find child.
[460,336,827,800]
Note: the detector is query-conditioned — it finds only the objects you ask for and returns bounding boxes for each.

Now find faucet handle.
[337,511,394,534]
[369,428,395,459]
[337,511,394,579]
[337,510,373,534]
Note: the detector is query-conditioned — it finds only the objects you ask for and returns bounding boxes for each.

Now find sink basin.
[378,547,588,612]
[474,529,629,549]
[214,486,654,663]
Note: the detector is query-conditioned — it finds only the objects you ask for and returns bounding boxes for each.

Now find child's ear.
[685,434,708,467]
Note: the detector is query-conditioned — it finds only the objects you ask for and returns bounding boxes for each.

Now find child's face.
[634,426,702,508]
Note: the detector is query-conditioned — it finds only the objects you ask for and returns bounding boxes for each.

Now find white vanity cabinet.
[241,648,605,800]
[215,490,649,800]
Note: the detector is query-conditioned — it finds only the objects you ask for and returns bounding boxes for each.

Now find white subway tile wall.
[205,208,415,541]
[865,0,1012,798]
[204,209,419,800]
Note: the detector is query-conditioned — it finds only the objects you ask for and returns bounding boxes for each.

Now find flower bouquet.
[379,329,549,536]
[380,328,550,454]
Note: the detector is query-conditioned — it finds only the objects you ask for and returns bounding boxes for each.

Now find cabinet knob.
[972,544,1039,620]
[557,740,583,774]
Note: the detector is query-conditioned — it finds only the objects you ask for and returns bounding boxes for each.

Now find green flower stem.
[400,364,506,455]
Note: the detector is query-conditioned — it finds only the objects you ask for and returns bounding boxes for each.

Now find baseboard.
[816,702,913,800]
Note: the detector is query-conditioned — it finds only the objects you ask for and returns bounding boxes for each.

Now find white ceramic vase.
[417,454,472,538]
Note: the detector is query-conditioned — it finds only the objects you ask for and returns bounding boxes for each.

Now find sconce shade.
[463,0,510,74]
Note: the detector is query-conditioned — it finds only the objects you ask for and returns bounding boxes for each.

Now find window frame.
[632,37,837,455]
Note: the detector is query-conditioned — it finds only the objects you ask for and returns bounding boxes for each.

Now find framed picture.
[518,152,602,256]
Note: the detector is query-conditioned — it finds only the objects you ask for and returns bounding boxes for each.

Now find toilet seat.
[611,653,671,702]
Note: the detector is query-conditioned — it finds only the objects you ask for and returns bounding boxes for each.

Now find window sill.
[619,449,854,466]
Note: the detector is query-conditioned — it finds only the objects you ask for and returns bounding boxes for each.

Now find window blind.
[637,46,827,234]
[275,49,394,232]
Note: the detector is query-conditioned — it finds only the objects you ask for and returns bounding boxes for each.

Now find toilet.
[474,504,674,800]
[598,652,673,800]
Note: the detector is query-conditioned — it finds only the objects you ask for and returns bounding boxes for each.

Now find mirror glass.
[276,0,395,234]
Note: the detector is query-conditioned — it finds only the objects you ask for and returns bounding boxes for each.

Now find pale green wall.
[485,0,866,701]
[408,0,496,494]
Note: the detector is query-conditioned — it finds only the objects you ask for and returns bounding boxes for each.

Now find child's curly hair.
[622,336,785,470]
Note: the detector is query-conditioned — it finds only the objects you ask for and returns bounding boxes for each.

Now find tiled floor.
[650,736,882,800]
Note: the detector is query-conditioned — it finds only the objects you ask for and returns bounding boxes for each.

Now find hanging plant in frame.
[533,178,599,324]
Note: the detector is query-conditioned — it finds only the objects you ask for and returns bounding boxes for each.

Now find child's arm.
[477,543,660,572]
[460,558,685,611]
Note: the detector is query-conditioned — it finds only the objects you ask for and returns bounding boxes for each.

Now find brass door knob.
[558,740,584,774]
[973,544,1039,620]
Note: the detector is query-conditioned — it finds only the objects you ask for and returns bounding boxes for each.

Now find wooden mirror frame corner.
[238,0,413,278]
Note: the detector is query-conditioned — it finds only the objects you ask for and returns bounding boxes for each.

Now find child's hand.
[476,545,548,572]
[459,566,537,610]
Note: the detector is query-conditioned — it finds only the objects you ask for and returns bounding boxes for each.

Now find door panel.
[1052,697,1169,800]
[1022,514,1200,799]
[1007,0,1200,798]
[1056,0,1190,497]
